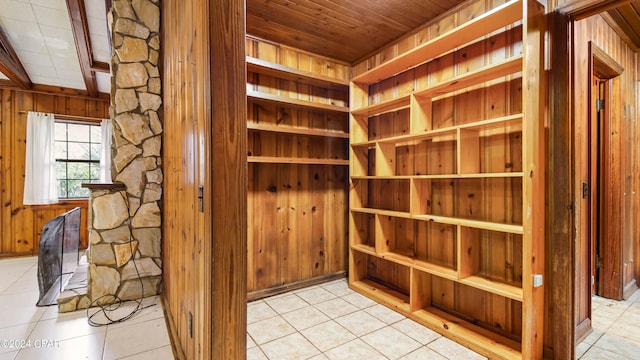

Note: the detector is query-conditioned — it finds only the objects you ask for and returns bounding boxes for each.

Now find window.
[54,122,102,198]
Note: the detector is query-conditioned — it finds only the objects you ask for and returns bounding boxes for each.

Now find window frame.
[54,119,103,200]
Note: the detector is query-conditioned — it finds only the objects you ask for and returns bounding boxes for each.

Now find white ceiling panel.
[17,49,53,67]
[29,0,67,10]
[0,0,37,22]
[95,71,110,94]
[85,0,110,63]
[32,5,71,29]
[0,0,111,94]
[0,72,8,80]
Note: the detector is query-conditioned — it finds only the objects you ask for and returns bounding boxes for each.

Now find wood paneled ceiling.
[606,0,640,50]
[2,0,640,93]
[246,0,468,63]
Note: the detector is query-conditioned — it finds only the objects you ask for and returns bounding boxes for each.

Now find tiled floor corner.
[247,279,487,360]
[2,255,639,359]
[0,256,173,360]
[247,279,640,360]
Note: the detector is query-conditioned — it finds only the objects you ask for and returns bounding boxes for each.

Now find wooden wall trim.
[554,0,633,19]
[548,10,576,359]
[210,0,247,358]
[160,294,186,360]
[0,83,109,101]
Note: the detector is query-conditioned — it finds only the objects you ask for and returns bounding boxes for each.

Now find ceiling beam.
[91,61,110,73]
[66,0,99,97]
[0,27,32,90]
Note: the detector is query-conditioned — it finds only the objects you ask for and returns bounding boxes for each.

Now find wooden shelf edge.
[412,307,522,360]
[351,175,415,180]
[413,214,524,234]
[350,113,523,147]
[459,275,523,302]
[349,279,411,313]
[350,208,524,234]
[350,140,377,148]
[247,122,349,138]
[351,95,410,117]
[246,56,350,88]
[351,244,376,256]
[350,208,413,219]
[248,156,349,165]
[414,56,523,98]
[351,57,522,118]
[352,0,523,84]
[349,209,523,234]
[350,173,524,180]
[247,90,349,113]
[413,259,459,281]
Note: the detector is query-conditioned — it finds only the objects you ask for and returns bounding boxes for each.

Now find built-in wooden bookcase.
[348,0,545,358]
[246,37,350,296]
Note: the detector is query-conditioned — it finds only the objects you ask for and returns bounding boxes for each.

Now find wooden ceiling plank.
[603,8,640,50]
[247,0,471,62]
[318,0,436,29]
[618,2,640,37]
[247,0,403,38]
[0,27,32,89]
[246,13,372,61]
[66,0,99,97]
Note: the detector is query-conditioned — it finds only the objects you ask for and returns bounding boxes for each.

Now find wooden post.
[210,0,247,358]
[547,10,575,360]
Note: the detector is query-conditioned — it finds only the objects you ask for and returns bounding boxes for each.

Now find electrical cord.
[86,228,156,327]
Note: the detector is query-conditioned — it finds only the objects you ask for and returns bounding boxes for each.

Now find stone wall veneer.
[59,0,162,312]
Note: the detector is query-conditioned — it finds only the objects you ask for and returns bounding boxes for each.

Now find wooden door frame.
[548,1,629,358]
[588,42,624,300]
[547,9,575,359]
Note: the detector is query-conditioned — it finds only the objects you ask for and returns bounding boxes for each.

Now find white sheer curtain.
[23,112,58,205]
[99,119,113,182]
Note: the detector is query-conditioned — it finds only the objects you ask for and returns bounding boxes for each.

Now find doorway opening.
[587,42,623,300]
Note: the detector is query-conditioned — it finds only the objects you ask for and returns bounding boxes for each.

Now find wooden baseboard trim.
[248,271,347,302]
[623,280,638,300]
[0,251,36,259]
[575,318,593,344]
[160,293,186,360]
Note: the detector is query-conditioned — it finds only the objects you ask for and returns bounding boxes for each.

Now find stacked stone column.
[82,0,163,309]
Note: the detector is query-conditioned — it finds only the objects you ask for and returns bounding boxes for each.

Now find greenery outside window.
[55,122,101,199]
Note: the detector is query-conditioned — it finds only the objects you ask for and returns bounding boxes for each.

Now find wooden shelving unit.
[246,55,350,166]
[247,90,349,114]
[245,38,351,296]
[348,0,545,358]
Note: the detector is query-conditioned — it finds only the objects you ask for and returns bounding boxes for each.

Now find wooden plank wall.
[0,88,107,257]
[246,37,350,294]
[572,12,639,323]
[162,0,247,358]
[161,0,209,358]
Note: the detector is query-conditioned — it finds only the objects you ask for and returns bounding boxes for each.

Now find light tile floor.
[2,255,639,359]
[0,256,173,360]
[247,280,640,360]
